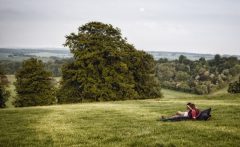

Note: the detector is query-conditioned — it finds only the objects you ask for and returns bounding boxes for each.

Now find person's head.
[190,103,196,109]
[186,102,192,110]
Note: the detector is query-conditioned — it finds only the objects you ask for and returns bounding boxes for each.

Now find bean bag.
[196,108,211,120]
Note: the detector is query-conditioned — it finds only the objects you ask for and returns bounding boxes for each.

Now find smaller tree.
[228,76,240,94]
[195,84,208,95]
[14,58,56,107]
[175,71,190,81]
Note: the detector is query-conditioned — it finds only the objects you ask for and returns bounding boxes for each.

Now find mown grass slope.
[5,75,16,108]
[161,88,197,98]
[1,93,240,147]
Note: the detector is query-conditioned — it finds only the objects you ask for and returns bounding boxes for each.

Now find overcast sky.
[0,0,240,55]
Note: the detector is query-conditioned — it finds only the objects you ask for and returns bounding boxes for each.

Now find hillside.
[161,88,197,98]
[1,94,240,146]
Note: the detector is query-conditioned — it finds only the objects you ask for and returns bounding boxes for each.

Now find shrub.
[0,85,9,108]
[14,58,56,107]
[228,77,240,94]
[195,84,208,95]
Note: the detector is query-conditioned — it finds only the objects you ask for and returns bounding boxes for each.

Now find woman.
[161,102,200,121]
[187,103,200,119]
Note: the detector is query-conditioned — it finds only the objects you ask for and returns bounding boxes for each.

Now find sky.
[0,0,240,55]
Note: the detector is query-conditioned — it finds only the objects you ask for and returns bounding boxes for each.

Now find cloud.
[0,0,239,55]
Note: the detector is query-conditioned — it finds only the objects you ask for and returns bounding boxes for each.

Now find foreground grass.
[1,94,240,147]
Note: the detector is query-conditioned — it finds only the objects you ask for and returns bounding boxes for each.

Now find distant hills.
[0,48,71,62]
[0,48,239,61]
[148,51,214,60]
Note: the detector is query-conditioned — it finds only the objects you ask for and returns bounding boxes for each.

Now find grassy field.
[1,93,240,146]
[5,75,16,108]
[1,75,240,146]
[161,89,197,99]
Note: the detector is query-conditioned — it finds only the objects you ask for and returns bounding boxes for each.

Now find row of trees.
[1,22,162,107]
[0,58,66,77]
[156,55,240,94]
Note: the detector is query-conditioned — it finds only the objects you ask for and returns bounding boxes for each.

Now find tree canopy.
[57,22,161,103]
[156,55,240,94]
[14,58,56,107]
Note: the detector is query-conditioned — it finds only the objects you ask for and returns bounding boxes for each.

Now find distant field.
[161,88,197,98]
[0,48,72,62]
[1,94,240,146]
[5,75,16,108]
[1,48,240,61]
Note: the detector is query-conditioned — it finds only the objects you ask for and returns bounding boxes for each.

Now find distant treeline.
[0,58,72,77]
[156,55,240,94]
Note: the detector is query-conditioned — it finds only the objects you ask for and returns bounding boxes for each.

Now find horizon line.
[0,47,239,56]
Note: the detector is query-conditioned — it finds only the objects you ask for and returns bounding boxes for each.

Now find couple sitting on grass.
[160,102,209,121]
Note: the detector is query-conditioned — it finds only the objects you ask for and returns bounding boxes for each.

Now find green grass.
[1,94,240,146]
[2,75,240,146]
[210,87,228,96]
[5,75,16,108]
[161,88,197,98]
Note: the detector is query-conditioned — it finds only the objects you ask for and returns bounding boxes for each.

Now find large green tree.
[57,22,161,103]
[14,58,56,107]
[0,66,9,108]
